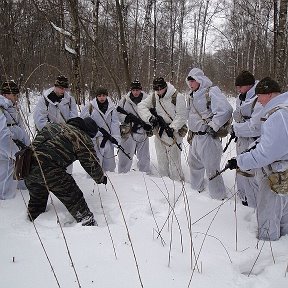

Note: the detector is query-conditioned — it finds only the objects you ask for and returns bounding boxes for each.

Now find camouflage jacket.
[32,122,104,183]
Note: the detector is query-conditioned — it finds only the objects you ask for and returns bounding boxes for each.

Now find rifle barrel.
[209,165,229,180]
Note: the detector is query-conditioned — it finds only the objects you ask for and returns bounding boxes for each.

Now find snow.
[1,95,288,288]
[65,43,77,55]
[50,22,75,40]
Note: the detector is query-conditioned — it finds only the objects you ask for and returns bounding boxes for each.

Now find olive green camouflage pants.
[25,162,93,223]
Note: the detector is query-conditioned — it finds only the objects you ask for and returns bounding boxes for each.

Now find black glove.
[226,158,238,170]
[143,123,152,131]
[206,126,217,138]
[166,127,174,138]
[101,176,107,185]
[230,126,236,139]
[149,115,158,128]
[124,113,134,124]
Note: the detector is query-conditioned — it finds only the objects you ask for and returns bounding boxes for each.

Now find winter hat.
[235,70,255,86]
[67,117,99,138]
[55,75,69,88]
[153,77,167,90]
[255,77,281,94]
[1,80,19,94]
[130,80,142,90]
[83,117,99,138]
[95,87,108,97]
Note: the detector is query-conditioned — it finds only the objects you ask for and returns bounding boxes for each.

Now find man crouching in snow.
[24,117,107,226]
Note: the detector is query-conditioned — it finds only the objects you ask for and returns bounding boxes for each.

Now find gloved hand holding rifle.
[149,108,182,151]
[209,158,238,180]
[116,106,152,131]
[98,126,131,160]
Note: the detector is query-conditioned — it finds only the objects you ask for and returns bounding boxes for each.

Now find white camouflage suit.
[34,87,78,174]
[0,95,30,199]
[233,83,263,207]
[117,91,150,173]
[138,82,187,181]
[186,68,233,199]
[80,97,120,172]
[33,87,78,131]
[237,92,288,241]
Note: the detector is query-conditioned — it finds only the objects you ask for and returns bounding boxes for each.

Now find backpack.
[14,146,33,180]
[205,91,232,138]
[262,105,288,194]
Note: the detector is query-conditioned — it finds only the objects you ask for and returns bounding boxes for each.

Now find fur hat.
[55,75,69,88]
[153,77,167,90]
[94,87,108,97]
[235,70,255,86]
[255,77,281,94]
[1,80,19,94]
[130,80,142,90]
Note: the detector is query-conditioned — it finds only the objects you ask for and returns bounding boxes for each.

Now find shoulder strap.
[205,91,211,109]
[251,96,258,109]
[43,97,51,123]
[250,96,258,115]
[152,93,156,108]
[262,105,288,121]
[1,105,19,125]
[152,90,178,108]
[44,97,49,110]
[122,97,127,108]
[171,90,178,105]
[191,89,212,124]
[89,103,93,115]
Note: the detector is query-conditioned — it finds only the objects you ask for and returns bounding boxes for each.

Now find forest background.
[0,0,288,103]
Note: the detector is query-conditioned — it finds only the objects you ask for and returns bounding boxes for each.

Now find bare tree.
[275,0,288,88]
[115,0,131,89]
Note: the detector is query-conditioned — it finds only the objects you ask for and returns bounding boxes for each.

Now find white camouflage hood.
[186,68,212,91]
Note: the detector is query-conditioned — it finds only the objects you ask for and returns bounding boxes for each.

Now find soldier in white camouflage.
[24,117,107,226]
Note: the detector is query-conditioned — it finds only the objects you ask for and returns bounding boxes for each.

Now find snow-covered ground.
[1,95,288,288]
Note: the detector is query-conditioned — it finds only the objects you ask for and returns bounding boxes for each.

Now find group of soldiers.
[1,69,288,241]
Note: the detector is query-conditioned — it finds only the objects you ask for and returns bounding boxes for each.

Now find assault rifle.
[116,106,152,131]
[209,163,230,180]
[97,126,131,160]
[149,108,182,151]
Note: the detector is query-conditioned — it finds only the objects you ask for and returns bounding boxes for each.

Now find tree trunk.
[275,0,288,88]
[115,0,131,90]
[68,0,82,104]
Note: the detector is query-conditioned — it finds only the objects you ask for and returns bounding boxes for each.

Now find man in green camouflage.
[25,117,107,226]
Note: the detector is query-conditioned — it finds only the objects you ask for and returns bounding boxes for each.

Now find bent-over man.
[24,117,107,226]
